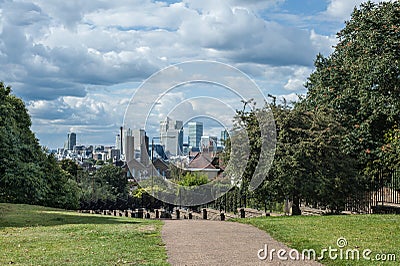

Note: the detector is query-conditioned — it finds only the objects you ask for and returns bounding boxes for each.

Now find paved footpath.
[162,220,322,266]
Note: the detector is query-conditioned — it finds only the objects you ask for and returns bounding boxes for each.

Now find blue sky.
[0,0,389,149]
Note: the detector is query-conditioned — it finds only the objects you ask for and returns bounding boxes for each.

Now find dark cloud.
[13,82,86,101]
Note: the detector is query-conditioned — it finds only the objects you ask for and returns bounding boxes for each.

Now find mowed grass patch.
[0,203,169,265]
[235,214,400,266]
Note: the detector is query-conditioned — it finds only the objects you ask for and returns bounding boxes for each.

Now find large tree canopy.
[305,1,400,173]
[0,82,80,209]
[219,1,400,214]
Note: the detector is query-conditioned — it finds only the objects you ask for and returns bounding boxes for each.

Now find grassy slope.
[236,215,400,266]
[0,204,169,265]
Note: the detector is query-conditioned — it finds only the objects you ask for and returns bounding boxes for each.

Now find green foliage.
[379,127,400,170]
[79,164,128,206]
[59,159,80,179]
[221,99,360,213]
[94,164,127,196]
[0,82,79,209]
[270,104,359,213]
[95,159,105,165]
[305,1,400,174]
[178,172,209,187]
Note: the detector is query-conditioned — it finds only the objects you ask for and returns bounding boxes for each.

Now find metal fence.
[345,170,400,214]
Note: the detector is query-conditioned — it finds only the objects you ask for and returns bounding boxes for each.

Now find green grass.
[235,215,400,265]
[0,203,169,265]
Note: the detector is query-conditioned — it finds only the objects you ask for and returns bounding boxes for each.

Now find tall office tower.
[67,133,76,150]
[142,133,149,164]
[220,130,228,145]
[160,117,183,156]
[122,128,133,160]
[188,122,203,148]
[115,134,121,151]
[125,136,135,162]
[133,129,146,151]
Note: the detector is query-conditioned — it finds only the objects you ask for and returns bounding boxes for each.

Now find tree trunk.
[292,195,302,216]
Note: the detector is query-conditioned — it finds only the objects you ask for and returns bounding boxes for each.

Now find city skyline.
[57,121,226,152]
[0,0,387,148]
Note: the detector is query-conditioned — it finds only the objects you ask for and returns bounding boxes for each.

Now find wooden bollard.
[203,209,207,220]
[137,209,144,219]
[240,208,245,218]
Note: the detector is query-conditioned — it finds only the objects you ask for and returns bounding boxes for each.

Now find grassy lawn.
[236,215,400,265]
[0,203,169,265]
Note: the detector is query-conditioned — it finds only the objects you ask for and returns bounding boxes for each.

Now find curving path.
[162,220,322,265]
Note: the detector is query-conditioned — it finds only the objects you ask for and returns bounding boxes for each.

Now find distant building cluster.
[56,117,228,180]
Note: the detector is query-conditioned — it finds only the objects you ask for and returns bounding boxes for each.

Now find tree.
[0,82,79,209]
[41,154,80,209]
[304,1,400,175]
[0,83,47,203]
[270,104,359,214]
[60,159,80,179]
[221,99,359,214]
[94,164,127,196]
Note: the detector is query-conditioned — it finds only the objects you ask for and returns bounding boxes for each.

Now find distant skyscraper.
[133,129,146,151]
[125,135,135,162]
[220,130,228,145]
[160,117,183,156]
[67,133,76,150]
[122,128,133,161]
[188,122,203,148]
[115,134,121,151]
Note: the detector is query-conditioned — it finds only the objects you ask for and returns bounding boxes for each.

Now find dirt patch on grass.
[137,225,156,232]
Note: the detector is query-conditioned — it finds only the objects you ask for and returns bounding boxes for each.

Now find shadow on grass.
[0,204,146,228]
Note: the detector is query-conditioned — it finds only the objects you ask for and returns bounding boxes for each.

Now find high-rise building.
[160,117,183,156]
[125,135,135,162]
[115,134,121,151]
[220,130,228,145]
[200,136,218,153]
[133,129,146,151]
[121,128,149,164]
[67,133,76,151]
[188,122,203,149]
[122,128,133,161]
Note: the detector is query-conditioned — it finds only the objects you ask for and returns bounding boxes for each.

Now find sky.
[0,0,390,149]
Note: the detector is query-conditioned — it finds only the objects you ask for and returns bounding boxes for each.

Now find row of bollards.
[82,207,255,221]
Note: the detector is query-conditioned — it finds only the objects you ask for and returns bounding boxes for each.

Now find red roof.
[188,153,216,169]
